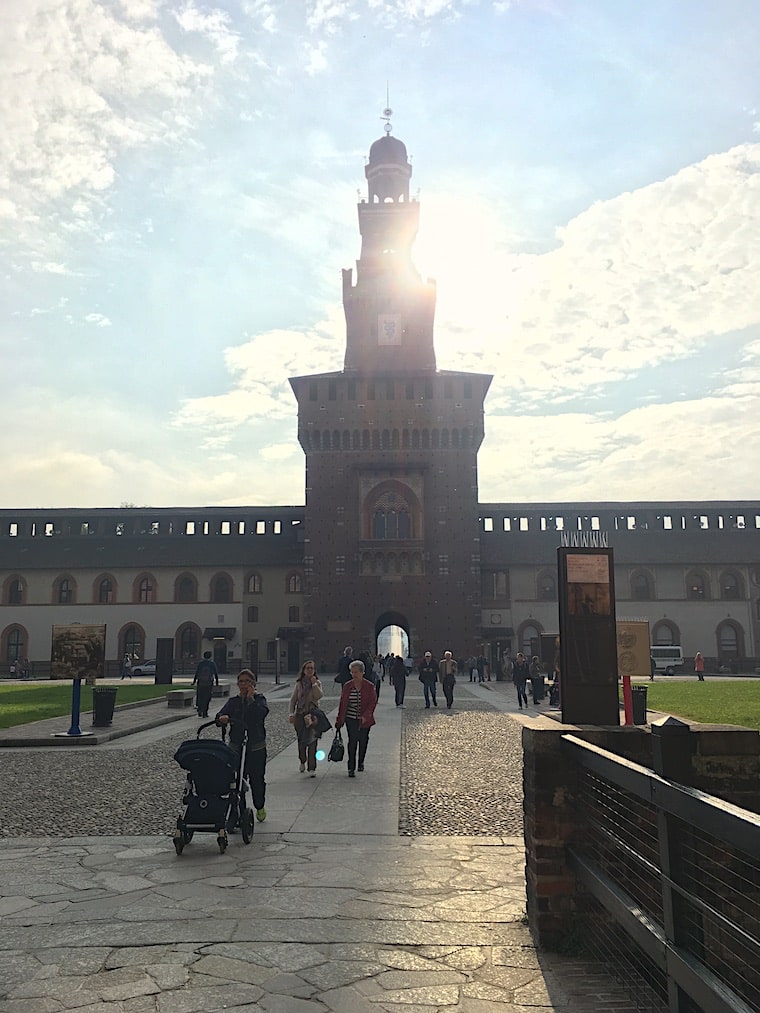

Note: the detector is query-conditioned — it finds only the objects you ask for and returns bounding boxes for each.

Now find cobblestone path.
[0,684,523,838]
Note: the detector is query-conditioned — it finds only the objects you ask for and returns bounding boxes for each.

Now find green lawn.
[629,680,760,731]
[0,682,170,729]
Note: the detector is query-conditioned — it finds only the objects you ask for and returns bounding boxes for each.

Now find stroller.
[172,719,254,855]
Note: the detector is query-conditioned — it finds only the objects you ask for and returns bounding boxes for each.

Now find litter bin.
[92,686,118,727]
[631,685,648,725]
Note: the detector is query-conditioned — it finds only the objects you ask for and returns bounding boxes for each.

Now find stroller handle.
[195,716,246,742]
[196,718,224,739]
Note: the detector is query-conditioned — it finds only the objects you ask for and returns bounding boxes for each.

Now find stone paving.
[0,678,637,1011]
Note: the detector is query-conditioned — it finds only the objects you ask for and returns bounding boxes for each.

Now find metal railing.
[561,733,760,1013]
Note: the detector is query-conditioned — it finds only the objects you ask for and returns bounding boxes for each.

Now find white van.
[650,645,683,676]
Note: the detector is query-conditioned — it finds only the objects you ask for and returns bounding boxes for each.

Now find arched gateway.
[375,611,411,659]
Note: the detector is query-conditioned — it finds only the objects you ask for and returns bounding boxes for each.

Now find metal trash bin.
[631,685,648,725]
[92,686,118,727]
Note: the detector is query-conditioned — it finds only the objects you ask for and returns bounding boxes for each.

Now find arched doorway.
[375,611,410,660]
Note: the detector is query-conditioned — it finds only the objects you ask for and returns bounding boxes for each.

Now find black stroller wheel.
[241,808,255,844]
[183,829,194,844]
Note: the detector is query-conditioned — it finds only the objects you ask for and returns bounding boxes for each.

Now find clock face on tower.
[378,314,402,345]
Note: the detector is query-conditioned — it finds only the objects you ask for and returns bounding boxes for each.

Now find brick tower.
[290,120,491,666]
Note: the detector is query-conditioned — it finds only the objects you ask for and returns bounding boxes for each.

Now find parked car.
[130,659,156,676]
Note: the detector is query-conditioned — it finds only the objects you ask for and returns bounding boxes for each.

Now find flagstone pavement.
[0,678,637,1012]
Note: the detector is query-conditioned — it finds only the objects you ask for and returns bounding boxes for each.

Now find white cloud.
[0,0,216,249]
[172,311,345,442]
[174,3,241,65]
[30,261,72,275]
[260,442,301,462]
[423,143,760,411]
[84,312,111,327]
[303,39,329,76]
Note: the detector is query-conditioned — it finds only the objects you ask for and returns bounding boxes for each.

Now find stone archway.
[375,610,411,660]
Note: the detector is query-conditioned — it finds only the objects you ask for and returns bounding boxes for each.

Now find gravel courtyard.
[0,682,525,838]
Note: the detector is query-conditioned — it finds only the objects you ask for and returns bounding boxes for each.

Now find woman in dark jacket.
[529,656,544,704]
[216,669,269,823]
[512,653,530,710]
[390,654,408,707]
[335,660,377,777]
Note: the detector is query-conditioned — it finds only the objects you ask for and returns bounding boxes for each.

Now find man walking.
[391,655,407,707]
[335,646,353,686]
[439,650,458,709]
[418,651,439,708]
[193,651,219,717]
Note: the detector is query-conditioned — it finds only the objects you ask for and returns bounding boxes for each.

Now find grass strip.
[625,680,759,731]
[0,683,171,729]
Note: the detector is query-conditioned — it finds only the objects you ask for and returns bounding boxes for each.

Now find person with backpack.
[193,651,219,717]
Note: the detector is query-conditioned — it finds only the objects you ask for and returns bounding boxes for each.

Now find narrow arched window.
[211,575,232,603]
[631,572,652,600]
[721,572,741,600]
[398,510,410,538]
[374,510,385,539]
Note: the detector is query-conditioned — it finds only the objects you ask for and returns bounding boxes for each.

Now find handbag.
[327,729,345,762]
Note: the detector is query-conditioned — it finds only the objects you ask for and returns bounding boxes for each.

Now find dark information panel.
[155,638,174,685]
[558,546,620,725]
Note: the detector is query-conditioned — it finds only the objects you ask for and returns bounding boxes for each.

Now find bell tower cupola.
[342,109,436,374]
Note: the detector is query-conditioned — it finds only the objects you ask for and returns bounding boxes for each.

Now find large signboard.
[616,620,651,679]
[50,624,106,681]
[558,547,619,725]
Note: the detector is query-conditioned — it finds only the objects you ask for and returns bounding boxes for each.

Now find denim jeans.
[423,682,437,707]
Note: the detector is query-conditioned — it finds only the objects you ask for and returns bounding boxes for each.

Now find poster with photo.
[50,624,106,680]
[566,553,612,616]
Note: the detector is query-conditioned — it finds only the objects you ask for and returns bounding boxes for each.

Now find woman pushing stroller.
[216,669,268,824]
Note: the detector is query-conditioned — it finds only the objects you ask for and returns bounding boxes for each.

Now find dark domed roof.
[368,134,408,166]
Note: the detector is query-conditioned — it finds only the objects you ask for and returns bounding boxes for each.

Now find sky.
[2,0,759,509]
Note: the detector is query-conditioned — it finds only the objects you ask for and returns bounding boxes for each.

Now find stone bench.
[211,683,231,697]
[167,690,196,708]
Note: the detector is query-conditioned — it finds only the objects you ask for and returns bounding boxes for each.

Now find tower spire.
[341,115,436,373]
[382,84,392,136]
